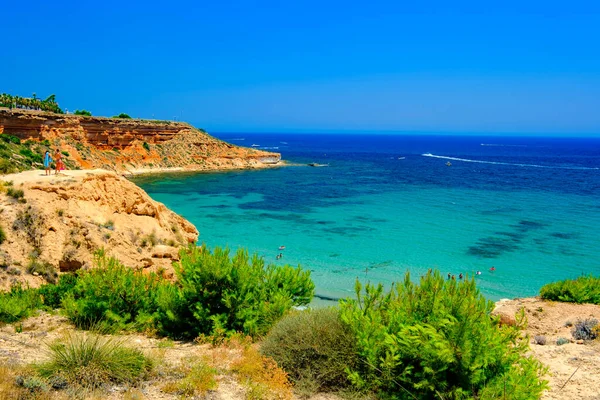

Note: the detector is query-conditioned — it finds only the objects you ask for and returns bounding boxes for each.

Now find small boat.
[278,246,286,250]
[308,163,329,167]
[446,162,452,166]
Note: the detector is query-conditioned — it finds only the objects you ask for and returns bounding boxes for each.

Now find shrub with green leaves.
[38,273,80,309]
[261,307,358,395]
[36,333,153,389]
[62,255,166,332]
[0,159,15,174]
[0,283,42,323]
[0,134,21,144]
[0,224,5,244]
[167,245,314,339]
[339,270,548,399]
[540,275,600,304]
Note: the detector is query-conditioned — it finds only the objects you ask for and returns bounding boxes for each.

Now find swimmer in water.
[490,266,496,272]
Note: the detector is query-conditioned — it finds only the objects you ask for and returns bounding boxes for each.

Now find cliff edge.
[0,108,281,173]
[0,170,199,290]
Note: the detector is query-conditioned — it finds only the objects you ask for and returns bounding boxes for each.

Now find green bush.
[114,113,132,119]
[0,283,42,323]
[339,270,548,399]
[36,333,153,389]
[18,148,43,164]
[142,141,150,151]
[540,275,600,304]
[0,224,5,244]
[168,245,314,339]
[58,245,314,340]
[261,307,358,395]
[74,110,92,116]
[0,134,21,144]
[0,159,15,174]
[38,273,79,309]
[62,255,166,332]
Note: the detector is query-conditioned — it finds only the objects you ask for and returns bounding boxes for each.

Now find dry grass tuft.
[160,356,218,397]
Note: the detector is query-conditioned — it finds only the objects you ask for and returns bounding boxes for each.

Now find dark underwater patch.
[349,215,388,224]
[368,260,394,269]
[513,220,548,232]
[550,232,579,240]
[494,231,526,242]
[467,236,520,258]
[197,204,232,209]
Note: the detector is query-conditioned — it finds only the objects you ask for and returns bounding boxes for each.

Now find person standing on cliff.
[43,150,52,176]
[54,148,62,175]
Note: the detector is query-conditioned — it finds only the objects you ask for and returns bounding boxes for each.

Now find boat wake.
[421,153,599,170]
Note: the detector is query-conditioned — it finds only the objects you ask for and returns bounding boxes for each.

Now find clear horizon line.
[209,129,600,137]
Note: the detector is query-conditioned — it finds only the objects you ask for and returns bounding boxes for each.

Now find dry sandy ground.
[0,312,257,400]
[1,297,600,399]
[495,297,600,400]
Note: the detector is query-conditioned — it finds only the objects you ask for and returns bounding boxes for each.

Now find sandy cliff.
[0,108,280,173]
[0,170,198,290]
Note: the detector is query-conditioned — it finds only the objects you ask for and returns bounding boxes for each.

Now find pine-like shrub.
[540,275,600,304]
[37,273,80,309]
[61,255,166,332]
[0,283,42,323]
[339,270,548,399]
[261,307,358,395]
[166,245,315,338]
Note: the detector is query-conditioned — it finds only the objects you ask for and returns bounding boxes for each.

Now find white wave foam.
[260,146,280,150]
[421,153,599,170]
[229,138,245,141]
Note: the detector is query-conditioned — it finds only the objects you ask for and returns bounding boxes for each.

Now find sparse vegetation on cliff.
[114,113,132,119]
[0,135,75,173]
[540,275,600,304]
[73,109,92,116]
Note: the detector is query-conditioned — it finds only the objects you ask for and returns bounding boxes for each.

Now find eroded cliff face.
[0,170,199,290]
[0,108,280,172]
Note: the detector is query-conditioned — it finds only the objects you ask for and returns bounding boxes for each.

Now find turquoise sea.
[134,134,600,302]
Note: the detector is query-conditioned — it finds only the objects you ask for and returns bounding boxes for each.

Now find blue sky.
[2,1,600,134]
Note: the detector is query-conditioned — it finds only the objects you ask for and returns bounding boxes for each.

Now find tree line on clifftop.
[0,93,63,114]
[0,92,132,119]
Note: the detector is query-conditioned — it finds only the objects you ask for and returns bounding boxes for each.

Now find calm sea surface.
[134,134,600,302]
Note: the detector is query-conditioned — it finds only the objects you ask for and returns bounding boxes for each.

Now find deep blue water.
[135,134,600,302]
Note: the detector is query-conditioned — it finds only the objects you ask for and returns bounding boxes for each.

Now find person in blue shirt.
[43,150,52,176]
